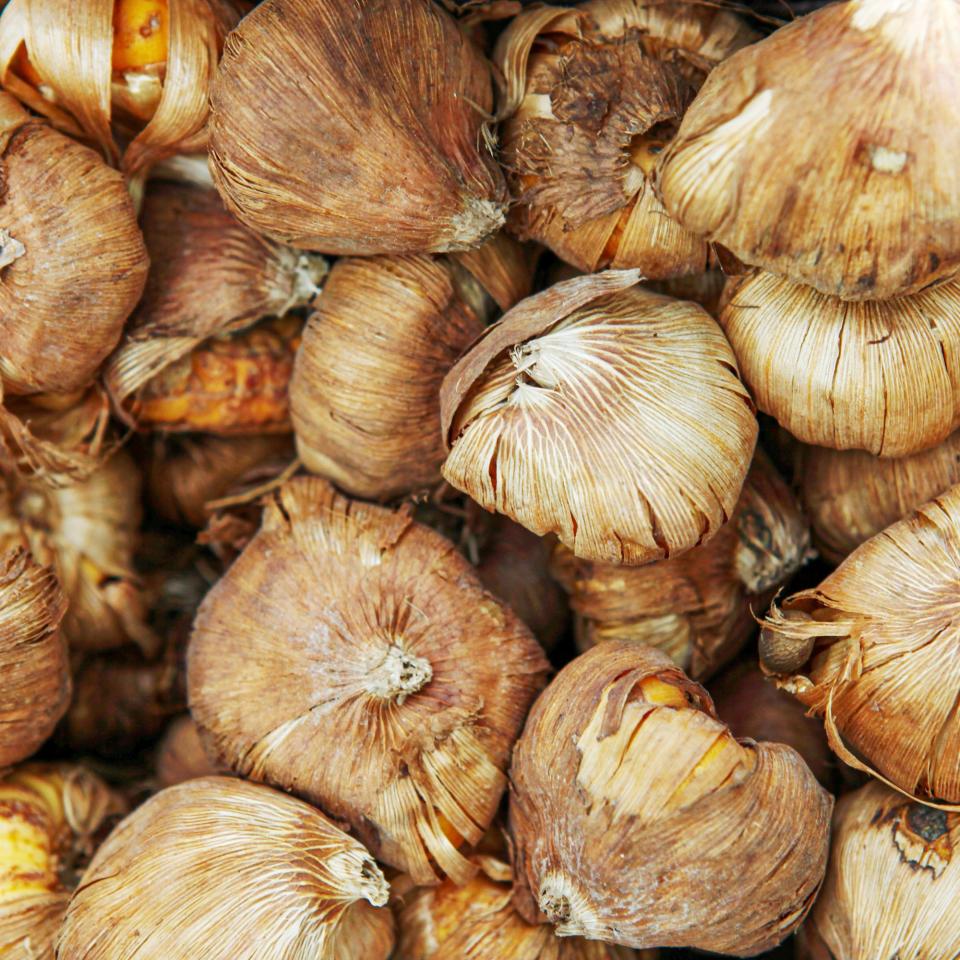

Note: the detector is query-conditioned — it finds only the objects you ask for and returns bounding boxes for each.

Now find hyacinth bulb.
[721,271,960,457]
[209,0,506,254]
[802,782,960,960]
[550,451,809,678]
[57,777,395,960]
[760,484,960,803]
[658,0,960,300]
[495,1,755,277]
[189,478,549,885]
[0,0,239,176]
[0,763,126,960]
[797,430,960,562]
[0,550,68,768]
[509,641,832,955]
[441,270,757,564]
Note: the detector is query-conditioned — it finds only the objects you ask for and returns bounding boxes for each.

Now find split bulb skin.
[441,270,758,565]
[658,0,960,301]
[508,641,832,955]
[760,484,960,803]
[188,477,549,885]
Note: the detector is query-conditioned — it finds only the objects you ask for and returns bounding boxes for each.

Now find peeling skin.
[0,229,25,270]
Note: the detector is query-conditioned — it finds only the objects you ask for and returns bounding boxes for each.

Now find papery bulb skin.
[155,715,218,787]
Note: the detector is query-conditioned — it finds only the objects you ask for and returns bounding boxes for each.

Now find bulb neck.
[366,644,432,705]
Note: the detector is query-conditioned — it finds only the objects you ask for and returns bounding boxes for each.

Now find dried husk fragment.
[0,0,239,177]
[395,855,641,960]
[209,0,506,254]
[797,430,960,562]
[658,0,960,301]
[292,238,535,500]
[0,450,154,654]
[57,777,395,960]
[147,433,295,528]
[710,661,832,789]
[550,452,809,678]
[802,782,960,960]
[188,478,549,885]
[105,181,325,429]
[0,549,68,768]
[509,640,831,954]
[441,271,758,564]
[0,763,126,960]
[155,715,217,787]
[496,1,755,277]
[759,485,960,804]
[721,271,960,457]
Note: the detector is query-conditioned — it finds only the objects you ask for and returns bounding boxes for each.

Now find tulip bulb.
[441,270,758,564]
[155,715,217,787]
[57,776,395,960]
[760,484,960,803]
[509,640,832,955]
[188,478,549,885]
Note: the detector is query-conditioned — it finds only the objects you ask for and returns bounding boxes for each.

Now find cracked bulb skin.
[658,0,960,301]
[208,0,506,254]
[760,485,960,803]
[508,641,832,955]
[440,270,758,565]
[188,477,549,885]
[801,782,960,960]
[495,1,756,278]
[56,777,395,960]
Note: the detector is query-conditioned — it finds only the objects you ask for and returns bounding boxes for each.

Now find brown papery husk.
[0,549,68,768]
[0,0,239,177]
[495,1,755,278]
[0,449,154,655]
[147,433,295,528]
[291,255,488,500]
[155,714,218,787]
[125,313,302,434]
[441,270,758,565]
[721,271,960,457]
[209,0,506,255]
[57,777,395,960]
[188,478,549,885]
[105,181,325,426]
[0,95,147,396]
[658,0,960,301]
[476,516,569,653]
[0,763,127,960]
[509,640,832,954]
[394,855,641,960]
[759,485,960,805]
[797,430,960,563]
[710,660,832,789]
[550,450,809,678]
[803,782,960,960]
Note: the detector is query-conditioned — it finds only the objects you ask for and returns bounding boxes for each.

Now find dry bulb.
[57,776,395,960]
[0,763,126,960]
[550,451,809,679]
[802,781,960,960]
[0,549,68,768]
[721,270,960,457]
[291,235,536,500]
[509,640,832,955]
[658,0,960,300]
[0,0,239,177]
[188,477,549,885]
[0,449,154,654]
[106,180,325,431]
[495,1,755,277]
[441,270,757,564]
[155,714,217,787]
[209,0,506,254]
[797,429,960,562]
[760,485,960,804]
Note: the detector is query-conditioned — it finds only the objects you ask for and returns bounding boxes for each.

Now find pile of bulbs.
[1,0,958,958]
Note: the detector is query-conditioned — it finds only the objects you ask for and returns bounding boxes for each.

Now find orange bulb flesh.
[11,43,44,87]
[112,0,168,72]
[639,676,688,708]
